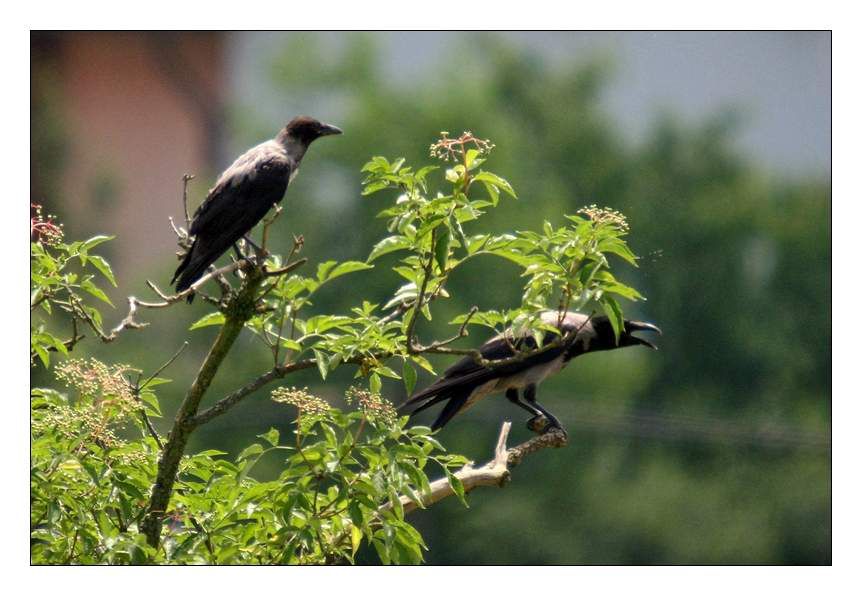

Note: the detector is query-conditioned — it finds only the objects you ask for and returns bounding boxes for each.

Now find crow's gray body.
[401,311,660,431]
[172,117,341,298]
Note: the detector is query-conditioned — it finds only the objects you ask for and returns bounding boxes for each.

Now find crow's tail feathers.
[399,383,474,431]
[172,240,211,303]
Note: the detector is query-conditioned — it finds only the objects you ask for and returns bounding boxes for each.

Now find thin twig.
[260,204,283,253]
[264,258,308,278]
[188,359,317,427]
[405,252,434,354]
[140,342,189,390]
[182,174,194,230]
[411,305,477,352]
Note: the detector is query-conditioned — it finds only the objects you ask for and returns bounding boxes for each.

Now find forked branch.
[398,421,568,515]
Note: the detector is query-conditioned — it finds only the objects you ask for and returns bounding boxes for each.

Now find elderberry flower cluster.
[345,386,397,425]
[577,204,630,232]
[30,203,64,246]
[271,386,331,416]
[55,358,136,406]
[429,131,495,162]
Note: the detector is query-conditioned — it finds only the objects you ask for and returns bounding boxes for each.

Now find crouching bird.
[172,116,342,300]
[399,311,661,433]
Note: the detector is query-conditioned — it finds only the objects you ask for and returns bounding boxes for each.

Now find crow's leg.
[232,243,247,260]
[506,387,560,435]
[243,235,263,253]
[505,388,544,418]
[523,384,566,435]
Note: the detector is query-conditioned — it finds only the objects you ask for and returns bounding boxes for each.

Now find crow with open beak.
[399,311,661,433]
[172,116,342,300]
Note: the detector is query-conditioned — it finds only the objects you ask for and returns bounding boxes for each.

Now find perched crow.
[400,311,661,432]
[172,116,342,299]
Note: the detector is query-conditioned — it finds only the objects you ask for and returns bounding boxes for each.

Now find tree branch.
[141,268,265,547]
[181,174,194,230]
[188,358,317,428]
[332,421,567,558]
[398,421,567,515]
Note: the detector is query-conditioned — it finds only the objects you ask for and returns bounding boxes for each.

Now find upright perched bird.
[172,116,342,298]
[400,311,661,432]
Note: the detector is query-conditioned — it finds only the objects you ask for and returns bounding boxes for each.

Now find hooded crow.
[400,311,661,432]
[172,116,342,299]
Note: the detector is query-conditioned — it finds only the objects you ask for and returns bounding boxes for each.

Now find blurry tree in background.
[30,33,829,564]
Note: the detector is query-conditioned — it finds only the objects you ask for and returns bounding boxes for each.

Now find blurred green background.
[31,31,830,564]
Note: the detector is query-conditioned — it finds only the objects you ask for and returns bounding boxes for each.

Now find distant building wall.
[31,31,226,288]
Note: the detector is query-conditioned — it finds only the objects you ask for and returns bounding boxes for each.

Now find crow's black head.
[574,315,662,354]
[283,116,343,145]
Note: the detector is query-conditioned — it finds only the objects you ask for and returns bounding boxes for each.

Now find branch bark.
[331,421,567,558]
[188,358,317,427]
[140,269,265,546]
[399,421,567,515]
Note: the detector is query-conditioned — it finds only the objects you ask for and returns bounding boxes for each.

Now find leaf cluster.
[30,233,117,366]
[31,374,464,564]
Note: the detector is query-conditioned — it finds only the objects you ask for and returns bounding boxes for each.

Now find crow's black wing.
[173,153,291,293]
[400,334,565,420]
[190,154,291,238]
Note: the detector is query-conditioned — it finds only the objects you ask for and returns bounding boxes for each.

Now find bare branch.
[141,341,189,389]
[405,253,434,354]
[188,359,317,427]
[264,258,307,278]
[169,217,188,246]
[331,421,567,557]
[411,305,477,353]
[260,204,283,253]
[182,174,194,230]
[398,422,567,515]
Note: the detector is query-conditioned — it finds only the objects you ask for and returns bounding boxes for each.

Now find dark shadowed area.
[31,31,830,564]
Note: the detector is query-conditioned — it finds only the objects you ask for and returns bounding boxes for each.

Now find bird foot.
[526,415,568,438]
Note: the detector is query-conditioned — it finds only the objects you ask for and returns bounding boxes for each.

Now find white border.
[7,0,849,591]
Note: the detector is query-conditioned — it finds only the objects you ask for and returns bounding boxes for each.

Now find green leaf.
[82,235,114,251]
[473,171,516,198]
[327,261,374,281]
[372,538,391,564]
[313,349,329,380]
[351,524,363,555]
[600,296,624,344]
[598,237,638,266]
[142,377,172,388]
[80,278,113,306]
[189,312,225,331]
[138,390,161,416]
[375,365,401,380]
[368,235,411,262]
[316,260,338,281]
[87,255,117,286]
[259,428,280,447]
[237,443,264,462]
[443,468,467,506]
[369,372,382,395]
[33,344,49,367]
[433,226,451,273]
[402,361,417,396]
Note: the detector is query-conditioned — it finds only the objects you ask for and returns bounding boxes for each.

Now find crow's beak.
[319,123,343,136]
[625,321,662,350]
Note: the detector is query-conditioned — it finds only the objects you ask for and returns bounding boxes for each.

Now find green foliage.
[31,367,162,564]
[31,130,644,564]
[30,206,116,368]
[31,364,464,564]
[246,35,827,564]
[205,131,641,392]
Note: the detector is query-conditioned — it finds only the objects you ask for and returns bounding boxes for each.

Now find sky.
[229,31,831,182]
